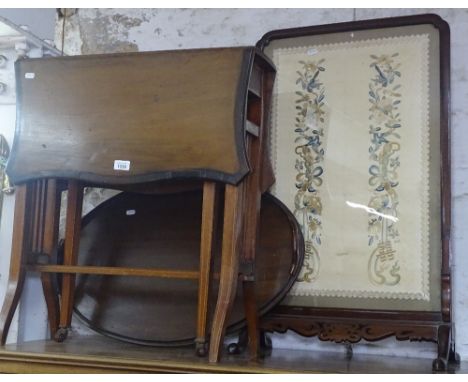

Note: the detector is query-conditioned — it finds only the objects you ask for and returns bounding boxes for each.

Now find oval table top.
[71,189,303,346]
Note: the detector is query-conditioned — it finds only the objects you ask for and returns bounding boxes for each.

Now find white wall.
[0,8,55,41]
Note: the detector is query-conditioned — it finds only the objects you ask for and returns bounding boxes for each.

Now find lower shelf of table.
[0,335,463,373]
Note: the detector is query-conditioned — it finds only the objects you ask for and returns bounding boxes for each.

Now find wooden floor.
[0,335,465,373]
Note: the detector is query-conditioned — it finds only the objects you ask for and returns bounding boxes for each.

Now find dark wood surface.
[256,13,456,372]
[69,190,303,346]
[7,47,271,186]
[0,335,464,373]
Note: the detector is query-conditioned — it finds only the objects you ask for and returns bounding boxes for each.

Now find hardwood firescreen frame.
[256,14,458,372]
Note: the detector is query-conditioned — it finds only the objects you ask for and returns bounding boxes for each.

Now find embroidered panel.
[271,35,430,300]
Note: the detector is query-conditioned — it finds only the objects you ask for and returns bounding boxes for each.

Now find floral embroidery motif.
[367,53,402,286]
[293,59,326,282]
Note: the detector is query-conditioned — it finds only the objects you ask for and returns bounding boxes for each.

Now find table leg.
[195,181,218,356]
[242,277,260,359]
[0,184,30,345]
[40,179,61,339]
[208,184,243,363]
[56,180,83,342]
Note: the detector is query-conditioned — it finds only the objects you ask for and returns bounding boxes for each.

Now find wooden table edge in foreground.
[0,346,300,374]
[0,335,457,373]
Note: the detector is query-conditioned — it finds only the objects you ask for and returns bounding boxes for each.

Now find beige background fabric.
[271,35,430,300]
